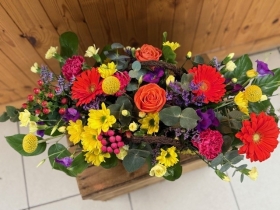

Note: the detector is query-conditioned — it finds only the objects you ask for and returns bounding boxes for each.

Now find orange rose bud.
[134,83,166,113]
[135,44,162,61]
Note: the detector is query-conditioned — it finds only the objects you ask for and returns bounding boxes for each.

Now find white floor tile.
[19,126,80,207]
[0,121,28,210]
[130,167,238,210]
[29,194,131,210]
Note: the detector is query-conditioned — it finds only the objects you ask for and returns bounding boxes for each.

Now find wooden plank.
[0,81,21,105]
[1,0,61,74]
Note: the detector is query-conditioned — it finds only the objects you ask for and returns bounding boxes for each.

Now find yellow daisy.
[98,62,117,78]
[139,112,160,134]
[67,120,84,144]
[84,147,110,166]
[81,126,100,151]
[156,146,178,167]
[234,91,249,115]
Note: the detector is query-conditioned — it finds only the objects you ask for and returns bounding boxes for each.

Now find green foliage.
[101,154,118,169]
[162,45,176,64]
[180,108,200,129]
[59,32,78,59]
[67,153,89,174]
[248,99,274,114]
[163,163,182,181]
[180,73,193,90]
[3,106,20,122]
[123,149,151,173]
[192,55,204,66]
[132,61,141,71]
[0,112,9,122]
[159,106,181,126]
[6,134,46,156]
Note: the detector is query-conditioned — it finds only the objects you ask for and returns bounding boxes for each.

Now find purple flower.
[36,121,45,137]
[55,157,73,167]
[143,67,164,83]
[196,109,219,132]
[232,84,244,93]
[63,108,80,122]
[256,60,274,76]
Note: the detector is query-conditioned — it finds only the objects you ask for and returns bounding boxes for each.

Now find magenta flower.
[62,55,85,81]
[143,67,164,83]
[55,157,73,167]
[256,60,274,76]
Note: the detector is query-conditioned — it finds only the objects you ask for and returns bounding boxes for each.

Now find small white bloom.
[29,121,38,133]
[84,44,99,57]
[186,51,192,58]
[45,46,58,59]
[30,62,39,73]
[225,60,236,71]
[231,78,237,83]
[121,110,130,116]
[129,121,138,132]
[227,53,234,59]
[260,95,268,101]
[58,126,66,133]
[248,167,258,181]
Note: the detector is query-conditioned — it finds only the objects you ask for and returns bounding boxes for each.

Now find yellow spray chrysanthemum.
[102,76,120,95]
[139,112,160,134]
[234,91,249,115]
[98,62,117,78]
[81,126,100,151]
[244,85,262,102]
[149,163,167,177]
[22,133,38,153]
[163,41,180,51]
[156,146,179,167]
[84,147,110,166]
[88,103,116,134]
[67,120,84,144]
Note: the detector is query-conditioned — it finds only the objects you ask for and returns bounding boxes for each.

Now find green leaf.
[222,135,233,153]
[162,45,176,64]
[123,149,150,173]
[6,134,46,156]
[240,173,245,182]
[192,55,204,66]
[180,73,193,90]
[48,143,75,177]
[159,106,181,126]
[236,164,247,170]
[108,104,121,118]
[59,32,78,58]
[224,55,252,85]
[111,43,124,49]
[179,108,200,129]
[210,153,224,167]
[132,61,141,71]
[67,152,89,175]
[252,68,280,96]
[0,112,9,122]
[116,96,133,111]
[101,154,118,169]
[231,155,244,164]
[163,163,182,181]
[228,110,247,120]
[6,106,18,118]
[126,82,138,91]
[220,162,231,172]
[248,99,273,114]
[162,31,167,43]
[225,150,239,161]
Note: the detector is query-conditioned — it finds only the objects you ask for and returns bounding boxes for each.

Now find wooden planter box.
[75,154,205,201]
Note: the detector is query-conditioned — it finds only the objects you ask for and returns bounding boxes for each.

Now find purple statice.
[36,121,45,137]
[55,75,73,95]
[82,95,106,111]
[143,67,164,83]
[189,81,201,91]
[40,65,54,83]
[63,108,80,122]
[211,57,221,70]
[191,94,205,106]
[55,157,73,167]
[166,81,191,106]
[151,143,161,166]
[256,60,274,76]
[196,109,219,132]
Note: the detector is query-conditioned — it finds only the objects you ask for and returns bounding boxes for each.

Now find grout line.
[128,193,134,210]
[227,171,241,210]
[17,122,30,209]
[28,194,80,209]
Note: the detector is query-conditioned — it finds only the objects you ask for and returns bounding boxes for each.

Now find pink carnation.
[114,71,131,96]
[192,129,223,160]
[62,55,85,81]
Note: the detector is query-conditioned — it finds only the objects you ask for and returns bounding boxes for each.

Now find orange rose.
[134,83,166,113]
[135,44,162,61]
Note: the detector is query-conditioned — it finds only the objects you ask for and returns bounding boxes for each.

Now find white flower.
[30,62,39,73]
[166,75,175,85]
[129,121,138,132]
[45,46,58,59]
[225,60,236,71]
[84,45,99,57]
[248,167,258,181]
[149,164,167,177]
[227,53,234,59]
[19,109,31,127]
[29,121,38,133]
[116,145,129,160]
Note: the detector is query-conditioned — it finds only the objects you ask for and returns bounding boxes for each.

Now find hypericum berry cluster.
[98,130,125,154]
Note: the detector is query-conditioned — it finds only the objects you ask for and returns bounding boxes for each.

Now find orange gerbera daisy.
[189,65,226,103]
[236,112,279,162]
[71,68,103,106]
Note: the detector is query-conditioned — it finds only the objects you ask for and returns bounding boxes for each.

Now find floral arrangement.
[1,32,280,182]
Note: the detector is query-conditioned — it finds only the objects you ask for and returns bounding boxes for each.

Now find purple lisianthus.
[36,121,45,137]
[143,67,164,83]
[196,109,219,132]
[63,108,80,122]
[55,157,73,167]
[256,60,274,76]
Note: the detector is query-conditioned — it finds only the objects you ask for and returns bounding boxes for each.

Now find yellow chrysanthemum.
[156,146,178,167]
[139,112,160,134]
[98,62,117,78]
[234,91,249,115]
[88,103,116,134]
[166,75,175,85]
[19,109,31,127]
[67,120,83,144]
[149,163,167,177]
[84,147,110,166]
[129,121,138,132]
[102,76,120,95]
[163,41,180,51]
[246,69,258,78]
[22,133,38,153]
[81,126,100,151]
[29,121,38,133]
[244,85,262,102]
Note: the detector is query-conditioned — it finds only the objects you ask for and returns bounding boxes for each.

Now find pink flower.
[62,55,85,81]
[192,129,223,160]
[114,71,130,96]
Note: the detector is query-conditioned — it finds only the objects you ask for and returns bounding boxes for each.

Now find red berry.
[47,93,54,98]
[22,103,28,109]
[55,87,60,92]
[111,143,117,149]
[101,146,107,153]
[109,136,116,143]
[43,108,50,114]
[117,142,124,148]
[114,149,120,154]
[37,80,43,86]
[107,130,115,136]
[61,98,68,104]
[27,94,34,102]
[33,88,40,95]
[35,109,41,115]
[101,139,107,146]
[107,147,113,153]
[58,108,66,115]
[115,135,122,142]
[97,135,103,140]
[41,101,48,107]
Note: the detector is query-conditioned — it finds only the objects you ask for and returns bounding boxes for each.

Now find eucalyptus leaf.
[220,162,231,172]
[210,153,224,167]
[222,135,233,153]
[192,55,204,66]
[104,51,118,60]
[236,164,247,170]
[123,149,150,173]
[231,155,244,164]
[179,108,200,129]
[132,61,141,71]
[126,82,138,91]
[225,150,239,161]
[116,96,133,110]
[111,43,124,49]
[129,70,138,78]
[108,104,121,118]
[159,106,181,126]
[228,110,247,120]
[240,173,245,182]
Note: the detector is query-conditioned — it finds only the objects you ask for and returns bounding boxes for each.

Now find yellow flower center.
[244,85,262,102]
[22,133,38,153]
[102,76,120,95]
[88,84,95,93]
[200,81,209,91]
[253,133,261,143]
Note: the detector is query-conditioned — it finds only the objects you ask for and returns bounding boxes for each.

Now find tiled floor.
[1,49,280,210]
